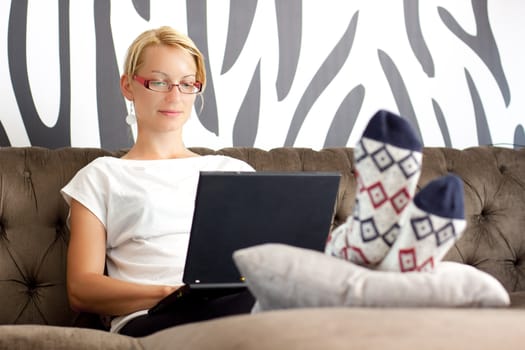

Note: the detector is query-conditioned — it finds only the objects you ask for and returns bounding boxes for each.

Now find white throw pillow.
[233,243,510,311]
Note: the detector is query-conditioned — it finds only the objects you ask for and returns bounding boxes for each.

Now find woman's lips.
[159,110,182,117]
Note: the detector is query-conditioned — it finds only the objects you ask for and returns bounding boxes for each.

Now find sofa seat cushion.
[233,244,510,311]
[2,309,524,350]
[140,308,525,350]
[0,325,139,350]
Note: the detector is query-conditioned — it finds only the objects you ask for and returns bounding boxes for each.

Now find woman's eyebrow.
[151,70,170,78]
[150,71,196,80]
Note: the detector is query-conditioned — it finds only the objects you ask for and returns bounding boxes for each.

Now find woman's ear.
[120,75,134,101]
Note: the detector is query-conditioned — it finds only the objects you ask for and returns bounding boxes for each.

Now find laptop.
[149,171,340,314]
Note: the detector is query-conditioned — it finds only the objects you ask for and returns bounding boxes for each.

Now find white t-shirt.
[61,155,254,332]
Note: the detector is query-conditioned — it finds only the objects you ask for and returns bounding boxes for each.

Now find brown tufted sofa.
[1,146,524,349]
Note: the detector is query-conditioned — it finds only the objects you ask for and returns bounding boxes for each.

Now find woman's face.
[124,44,199,134]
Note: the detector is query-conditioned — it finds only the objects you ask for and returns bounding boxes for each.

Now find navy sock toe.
[413,174,465,219]
[363,110,422,152]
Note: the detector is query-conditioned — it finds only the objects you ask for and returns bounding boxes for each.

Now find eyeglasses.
[133,75,202,94]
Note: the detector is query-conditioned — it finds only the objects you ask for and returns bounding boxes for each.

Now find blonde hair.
[123,26,206,91]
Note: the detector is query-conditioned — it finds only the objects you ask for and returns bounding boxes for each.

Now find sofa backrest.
[0,147,114,328]
[0,146,524,328]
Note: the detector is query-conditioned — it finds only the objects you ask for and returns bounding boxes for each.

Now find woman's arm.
[66,199,178,316]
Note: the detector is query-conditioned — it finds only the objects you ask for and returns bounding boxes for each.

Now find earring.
[125,102,136,125]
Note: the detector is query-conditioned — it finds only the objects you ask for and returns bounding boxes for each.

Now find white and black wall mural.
[1,0,524,150]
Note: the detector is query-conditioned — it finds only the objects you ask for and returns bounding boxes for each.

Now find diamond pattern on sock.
[399,153,421,178]
[371,146,395,171]
[348,245,371,265]
[367,182,388,208]
[360,218,380,242]
[382,224,400,247]
[391,188,411,214]
[398,248,417,272]
[411,216,434,240]
[411,216,459,246]
[435,222,458,246]
[364,144,420,181]
[417,257,435,272]
[398,248,435,272]
[359,218,399,248]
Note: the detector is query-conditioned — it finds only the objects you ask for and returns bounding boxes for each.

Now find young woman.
[61,26,255,337]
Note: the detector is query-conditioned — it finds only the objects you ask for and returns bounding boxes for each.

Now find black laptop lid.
[183,171,341,288]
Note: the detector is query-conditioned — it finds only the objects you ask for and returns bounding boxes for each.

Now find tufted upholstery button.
[25,278,38,296]
[499,165,507,173]
[26,288,36,297]
[475,212,485,223]
[23,170,31,178]
[0,221,6,240]
[55,220,67,238]
[477,207,493,222]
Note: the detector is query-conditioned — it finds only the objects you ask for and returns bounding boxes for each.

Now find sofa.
[0,145,524,349]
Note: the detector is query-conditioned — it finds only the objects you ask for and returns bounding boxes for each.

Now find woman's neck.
[123,133,198,160]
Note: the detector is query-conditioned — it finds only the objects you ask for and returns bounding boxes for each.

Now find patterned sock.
[325,110,422,267]
[377,174,466,272]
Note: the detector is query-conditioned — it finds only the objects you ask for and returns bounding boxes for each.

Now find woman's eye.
[150,81,168,87]
[180,81,194,88]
